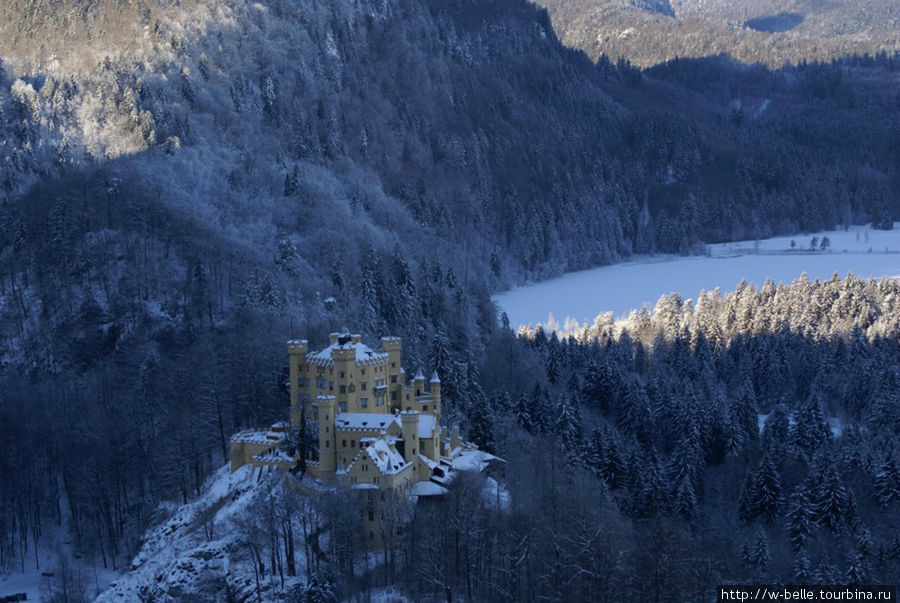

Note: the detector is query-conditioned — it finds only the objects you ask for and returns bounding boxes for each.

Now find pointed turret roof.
[430,370,441,384]
[414,367,425,381]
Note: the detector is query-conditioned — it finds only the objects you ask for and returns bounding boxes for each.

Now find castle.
[230,333,487,498]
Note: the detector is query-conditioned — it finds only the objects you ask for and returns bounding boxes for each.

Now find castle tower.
[316,395,337,473]
[413,368,425,401]
[430,370,442,418]
[381,336,402,375]
[332,334,355,412]
[400,410,420,464]
[288,339,308,426]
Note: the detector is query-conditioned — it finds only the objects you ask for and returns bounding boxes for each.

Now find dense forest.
[93,274,900,601]
[302,274,900,601]
[0,0,898,600]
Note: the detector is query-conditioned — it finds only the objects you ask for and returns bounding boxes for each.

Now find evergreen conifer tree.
[792,549,812,582]
[792,395,832,456]
[845,550,867,584]
[814,463,851,533]
[467,396,496,454]
[786,483,816,551]
[514,394,532,433]
[873,457,900,507]
[673,475,698,521]
[749,527,770,575]
[739,456,781,523]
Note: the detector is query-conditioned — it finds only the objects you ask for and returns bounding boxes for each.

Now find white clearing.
[494,224,900,330]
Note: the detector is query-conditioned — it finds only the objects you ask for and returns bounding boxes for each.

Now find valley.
[0,0,898,600]
[495,224,900,330]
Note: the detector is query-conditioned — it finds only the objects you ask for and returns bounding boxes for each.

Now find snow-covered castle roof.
[306,333,389,367]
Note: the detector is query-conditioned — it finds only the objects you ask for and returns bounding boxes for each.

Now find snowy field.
[494,224,900,330]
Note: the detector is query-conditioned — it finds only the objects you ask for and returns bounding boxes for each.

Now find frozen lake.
[494,224,900,330]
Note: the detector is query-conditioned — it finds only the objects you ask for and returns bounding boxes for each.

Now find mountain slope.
[0,0,898,582]
[96,465,296,602]
[535,0,900,67]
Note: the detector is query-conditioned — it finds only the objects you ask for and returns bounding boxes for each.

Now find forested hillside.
[95,274,900,600]
[535,0,900,67]
[0,0,898,598]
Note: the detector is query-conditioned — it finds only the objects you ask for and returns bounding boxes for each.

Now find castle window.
[342,439,346,448]
[391,362,396,368]
[340,385,346,394]
[423,405,428,411]
[340,371,345,378]
[361,397,368,408]
[328,381,334,390]
[391,375,397,383]
[339,401,347,412]
[316,377,325,389]
[360,381,367,391]
[391,391,397,401]
[325,440,329,447]
[298,377,306,387]
[361,368,366,375]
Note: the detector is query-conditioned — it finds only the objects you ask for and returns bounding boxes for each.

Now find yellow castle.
[230,333,484,498]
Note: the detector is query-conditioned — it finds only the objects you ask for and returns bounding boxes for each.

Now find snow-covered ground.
[96,464,304,602]
[494,224,900,330]
[0,559,117,603]
[0,483,119,603]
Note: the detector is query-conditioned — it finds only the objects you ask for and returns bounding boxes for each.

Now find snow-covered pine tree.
[749,527,770,575]
[554,395,582,456]
[786,483,816,551]
[630,452,669,519]
[729,380,759,448]
[761,403,791,456]
[791,394,832,456]
[750,456,781,522]
[845,550,868,585]
[873,456,900,507]
[514,394,532,433]
[467,395,496,454]
[546,344,561,385]
[672,474,697,521]
[428,328,452,379]
[814,463,851,533]
[528,383,552,435]
[792,549,812,582]
[361,245,383,335]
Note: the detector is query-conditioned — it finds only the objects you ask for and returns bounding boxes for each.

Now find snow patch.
[451,449,502,473]
[495,224,900,330]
